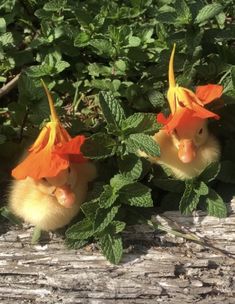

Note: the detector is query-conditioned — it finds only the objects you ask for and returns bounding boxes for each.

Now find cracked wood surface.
[0,200,235,304]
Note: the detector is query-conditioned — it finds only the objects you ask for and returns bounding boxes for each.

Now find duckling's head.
[34,165,78,208]
[171,116,209,164]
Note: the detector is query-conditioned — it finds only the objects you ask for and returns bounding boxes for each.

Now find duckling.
[140,116,220,180]
[8,162,96,231]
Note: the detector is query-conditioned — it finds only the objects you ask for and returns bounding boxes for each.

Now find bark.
[0,200,235,304]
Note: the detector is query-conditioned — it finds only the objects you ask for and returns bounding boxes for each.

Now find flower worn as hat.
[12,80,87,180]
[157,44,223,133]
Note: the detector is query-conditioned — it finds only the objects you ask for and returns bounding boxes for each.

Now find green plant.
[1,0,235,263]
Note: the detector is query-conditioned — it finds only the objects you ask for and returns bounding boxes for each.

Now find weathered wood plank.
[0,200,235,304]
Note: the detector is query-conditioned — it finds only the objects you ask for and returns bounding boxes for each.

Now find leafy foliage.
[1,0,235,263]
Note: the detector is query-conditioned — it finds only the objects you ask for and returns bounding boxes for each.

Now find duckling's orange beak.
[178,139,196,163]
[54,185,76,208]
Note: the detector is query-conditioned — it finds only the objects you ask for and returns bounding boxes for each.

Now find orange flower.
[157,44,223,133]
[12,80,87,180]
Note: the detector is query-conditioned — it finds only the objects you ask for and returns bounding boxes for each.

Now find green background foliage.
[1,0,235,263]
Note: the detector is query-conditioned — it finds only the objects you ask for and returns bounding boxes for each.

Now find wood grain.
[0,200,235,303]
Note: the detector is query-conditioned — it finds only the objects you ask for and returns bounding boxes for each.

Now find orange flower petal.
[156,113,171,125]
[163,108,191,133]
[192,103,220,120]
[195,84,223,105]
[12,148,69,180]
[55,135,87,163]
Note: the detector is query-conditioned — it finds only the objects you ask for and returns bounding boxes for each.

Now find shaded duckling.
[9,162,96,231]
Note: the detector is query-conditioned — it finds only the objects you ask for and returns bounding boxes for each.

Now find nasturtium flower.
[157,44,223,133]
[12,80,87,180]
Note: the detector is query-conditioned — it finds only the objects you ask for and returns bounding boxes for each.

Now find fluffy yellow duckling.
[9,162,96,231]
[8,80,96,231]
[140,44,223,180]
[141,117,220,180]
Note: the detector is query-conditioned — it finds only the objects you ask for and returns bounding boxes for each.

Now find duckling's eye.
[42,177,47,182]
[198,128,203,135]
[68,167,71,173]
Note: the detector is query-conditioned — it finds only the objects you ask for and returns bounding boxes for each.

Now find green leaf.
[128,36,141,47]
[55,60,70,73]
[108,221,126,234]
[26,64,52,78]
[99,185,119,208]
[66,218,94,240]
[89,39,113,56]
[0,18,6,33]
[110,174,133,191]
[99,91,125,130]
[119,183,153,207]
[194,181,209,196]
[205,189,227,218]
[198,162,221,183]
[125,133,160,157]
[81,133,117,159]
[148,90,165,108]
[0,32,13,46]
[94,205,120,233]
[121,113,161,135]
[175,0,192,25]
[81,200,99,220]
[99,234,123,264]
[217,161,235,184]
[74,32,91,47]
[179,181,199,215]
[195,3,223,24]
[44,0,67,11]
[119,154,143,180]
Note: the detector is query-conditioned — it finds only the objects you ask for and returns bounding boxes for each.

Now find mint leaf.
[99,91,125,130]
[66,218,94,240]
[121,113,160,135]
[195,3,223,24]
[179,181,199,215]
[153,178,185,193]
[125,133,160,157]
[109,221,126,234]
[94,205,120,233]
[99,234,123,264]
[205,189,227,218]
[81,200,99,220]
[81,133,117,159]
[110,174,133,191]
[120,183,153,207]
[99,185,119,208]
[198,162,221,183]
[119,154,143,180]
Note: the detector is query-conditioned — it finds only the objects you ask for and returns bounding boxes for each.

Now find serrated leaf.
[121,113,161,135]
[217,161,235,184]
[195,3,223,24]
[89,39,113,56]
[175,0,192,25]
[205,189,227,218]
[99,185,119,208]
[0,32,13,46]
[99,234,123,264]
[119,154,143,180]
[44,0,67,11]
[66,218,94,240]
[110,174,133,191]
[26,64,52,78]
[198,162,221,183]
[120,183,153,207]
[128,36,141,47]
[179,180,199,215]
[81,199,99,220]
[94,205,120,233]
[74,32,91,47]
[81,133,117,159]
[194,181,209,196]
[109,221,126,234]
[125,133,160,157]
[0,18,6,33]
[148,90,165,108]
[99,91,125,130]
[55,60,70,73]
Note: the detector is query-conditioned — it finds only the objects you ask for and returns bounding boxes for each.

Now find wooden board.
[0,200,235,304]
